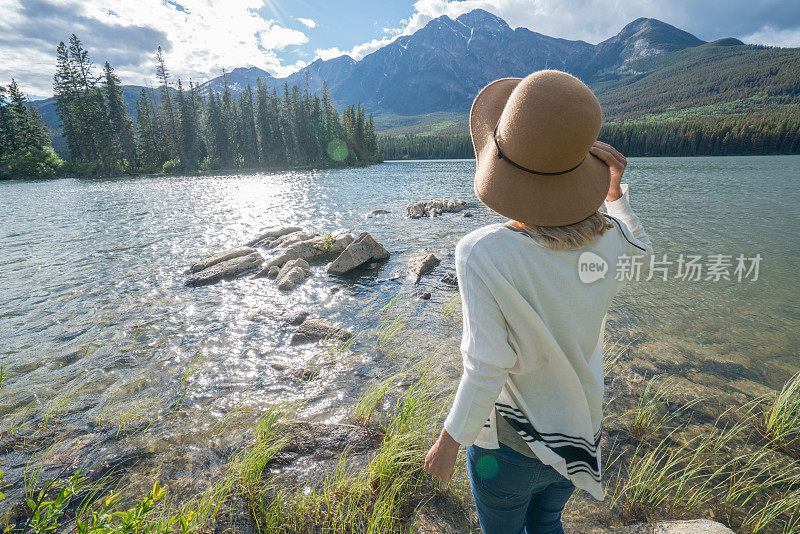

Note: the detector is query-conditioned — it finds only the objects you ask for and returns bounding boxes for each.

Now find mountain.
[196,66,273,95]
[30,9,800,136]
[578,17,705,78]
[331,10,596,114]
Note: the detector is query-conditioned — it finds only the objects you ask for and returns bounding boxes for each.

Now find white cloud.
[0,0,312,96]
[314,47,347,61]
[259,21,309,50]
[296,17,317,28]
[741,25,800,47]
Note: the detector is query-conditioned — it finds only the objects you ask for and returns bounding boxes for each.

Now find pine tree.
[237,84,259,167]
[102,62,136,168]
[177,79,203,170]
[52,35,122,174]
[155,46,179,159]
[364,113,381,163]
[135,88,163,172]
[204,89,231,168]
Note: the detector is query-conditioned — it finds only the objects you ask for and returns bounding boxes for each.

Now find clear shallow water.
[1,156,799,505]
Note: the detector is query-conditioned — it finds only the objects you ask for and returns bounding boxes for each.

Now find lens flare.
[327,139,348,162]
[475,455,499,479]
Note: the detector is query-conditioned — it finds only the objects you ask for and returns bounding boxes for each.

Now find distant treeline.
[380,115,800,160]
[3,35,381,179]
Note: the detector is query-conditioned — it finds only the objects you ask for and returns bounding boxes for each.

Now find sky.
[2,0,799,98]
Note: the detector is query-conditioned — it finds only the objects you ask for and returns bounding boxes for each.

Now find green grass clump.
[763,371,800,453]
[241,366,447,533]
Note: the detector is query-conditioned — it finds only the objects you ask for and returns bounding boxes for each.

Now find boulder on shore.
[624,520,735,534]
[276,258,312,291]
[185,251,263,287]
[407,199,467,219]
[327,232,390,275]
[246,226,303,247]
[187,247,255,274]
[408,254,441,284]
[290,318,352,345]
[253,231,354,278]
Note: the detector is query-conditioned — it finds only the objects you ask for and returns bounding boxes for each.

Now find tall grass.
[610,391,800,533]
[239,364,450,533]
[763,371,800,454]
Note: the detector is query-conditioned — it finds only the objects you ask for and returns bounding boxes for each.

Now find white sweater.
[443,184,652,501]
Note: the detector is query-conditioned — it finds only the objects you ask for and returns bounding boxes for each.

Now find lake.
[1,156,799,506]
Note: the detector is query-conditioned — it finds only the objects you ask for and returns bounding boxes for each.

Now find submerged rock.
[185,251,263,287]
[290,318,352,345]
[407,199,467,219]
[246,226,303,247]
[366,209,390,217]
[462,211,474,218]
[327,232,390,275]
[624,520,734,534]
[441,271,458,287]
[276,258,312,291]
[187,247,255,274]
[287,310,309,326]
[253,231,354,277]
[408,253,441,284]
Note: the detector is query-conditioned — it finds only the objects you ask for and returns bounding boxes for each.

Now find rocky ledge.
[184,250,263,287]
[185,226,395,289]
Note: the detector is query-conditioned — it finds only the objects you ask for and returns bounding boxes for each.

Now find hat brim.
[469,78,610,227]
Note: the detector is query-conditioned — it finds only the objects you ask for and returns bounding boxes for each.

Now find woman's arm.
[591,141,653,258]
[424,241,519,483]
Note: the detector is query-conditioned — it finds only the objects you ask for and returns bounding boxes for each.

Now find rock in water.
[441,271,458,286]
[266,265,280,279]
[624,520,735,534]
[253,231,354,278]
[290,319,352,345]
[185,251,263,286]
[366,209,390,217]
[408,254,441,284]
[287,310,309,326]
[406,199,467,219]
[462,211,474,218]
[276,258,312,291]
[246,226,303,247]
[327,232,390,274]
[188,247,255,274]
[264,230,316,250]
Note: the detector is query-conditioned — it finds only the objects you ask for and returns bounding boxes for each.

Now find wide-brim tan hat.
[470,70,610,227]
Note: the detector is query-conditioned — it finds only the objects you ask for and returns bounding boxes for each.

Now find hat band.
[493,123,585,176]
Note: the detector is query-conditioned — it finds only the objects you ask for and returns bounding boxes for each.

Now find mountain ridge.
[30,9,799,136]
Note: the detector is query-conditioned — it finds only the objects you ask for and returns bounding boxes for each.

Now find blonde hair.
[515,211,613,250]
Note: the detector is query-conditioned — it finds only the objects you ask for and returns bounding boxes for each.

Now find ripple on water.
[0,156,799,506]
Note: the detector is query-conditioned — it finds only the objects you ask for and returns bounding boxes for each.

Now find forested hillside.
[5,36,381,178]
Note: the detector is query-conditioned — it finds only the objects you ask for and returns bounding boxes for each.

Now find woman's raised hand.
[589,140,626,202]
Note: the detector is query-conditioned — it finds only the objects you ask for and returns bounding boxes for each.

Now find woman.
[423,70,652,534]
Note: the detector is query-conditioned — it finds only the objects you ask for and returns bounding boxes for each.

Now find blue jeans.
[467,442,575,534]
